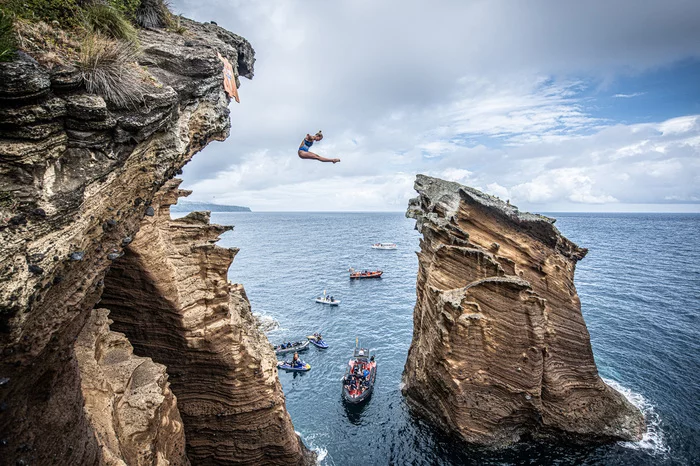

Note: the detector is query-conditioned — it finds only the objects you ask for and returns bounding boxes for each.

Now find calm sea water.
[206,211,699,465]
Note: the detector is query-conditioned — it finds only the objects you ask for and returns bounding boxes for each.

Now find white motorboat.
[315,291,340,306]
[315,296,341,306]
[371,242,397,250]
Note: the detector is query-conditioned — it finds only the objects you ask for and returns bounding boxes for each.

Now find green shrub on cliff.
[2,0,139,29]
[0,9,16,62]
[2,0,80,27]
[77,34,145,107]
[82,3,138,44]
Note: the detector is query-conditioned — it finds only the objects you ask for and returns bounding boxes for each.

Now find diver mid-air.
[298,131,340,163]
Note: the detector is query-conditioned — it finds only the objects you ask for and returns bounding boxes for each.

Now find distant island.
[170,201,252,213]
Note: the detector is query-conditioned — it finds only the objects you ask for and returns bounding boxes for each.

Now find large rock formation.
[75,308,188,466]
[402,174,645,446]
[0,16,310,465]
[99,179,310,465]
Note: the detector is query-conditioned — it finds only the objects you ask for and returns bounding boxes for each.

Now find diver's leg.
[298,150,340,163]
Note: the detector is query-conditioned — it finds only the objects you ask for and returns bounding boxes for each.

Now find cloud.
[613,92,646,98]
[170,0,700,212]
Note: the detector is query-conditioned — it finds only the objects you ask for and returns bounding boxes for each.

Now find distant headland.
[171,201,252,213]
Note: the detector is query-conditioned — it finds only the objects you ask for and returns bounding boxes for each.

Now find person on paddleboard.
[298,130,340,163]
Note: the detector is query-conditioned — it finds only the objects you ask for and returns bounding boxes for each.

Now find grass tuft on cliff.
[81,3,138,44]
[135,0,172,28]
[77,34,145,107]
[0,9,17,62]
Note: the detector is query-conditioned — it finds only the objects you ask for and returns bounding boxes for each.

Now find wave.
[603,378,669,457]
[295,430,331,465]
[253,312,280,332]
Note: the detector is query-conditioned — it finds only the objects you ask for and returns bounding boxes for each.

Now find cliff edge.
[402,174,645,446]
[0,11,310,466]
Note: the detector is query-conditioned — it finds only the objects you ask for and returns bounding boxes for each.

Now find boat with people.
[371,242,397,250]
[349,268,383,279]
[277,359,311,372]
[307,333,329,349]
[273,340,309,355]
[315,290,340,305]
[342,344,377,404]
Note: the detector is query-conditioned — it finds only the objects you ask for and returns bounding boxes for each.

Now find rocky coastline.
[0,13,312,465]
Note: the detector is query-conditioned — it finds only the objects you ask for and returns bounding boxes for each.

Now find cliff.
[100,179,309,464]
[0,13,310,466]
[402,174,645,446]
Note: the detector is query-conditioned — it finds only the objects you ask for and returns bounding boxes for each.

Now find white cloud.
[613,92,646,98]
[169,0,700,212]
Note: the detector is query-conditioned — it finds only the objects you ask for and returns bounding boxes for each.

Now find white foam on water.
[252,312,280,332]
[603,378,669,457]
[295,431,332,465]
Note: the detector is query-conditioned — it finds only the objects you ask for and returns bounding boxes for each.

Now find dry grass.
[135,0,172,28]
[14,18,80,67]
[77,34,147,108]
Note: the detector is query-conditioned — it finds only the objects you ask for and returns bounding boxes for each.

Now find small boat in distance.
[342,344,377,404]
[315,290,340,305]
[307,333,329,349]
[371,242,397,250]
[349,268,383,279]
[277,360,311,372]
[273,340,310,355]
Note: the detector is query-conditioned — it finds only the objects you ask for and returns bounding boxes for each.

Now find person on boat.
[298,131,340,163]
[292,352,301,367]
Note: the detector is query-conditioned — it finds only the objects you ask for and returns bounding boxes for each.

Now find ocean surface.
[206,211,699,465]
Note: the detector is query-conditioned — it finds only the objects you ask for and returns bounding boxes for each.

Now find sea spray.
[604,378,669,457]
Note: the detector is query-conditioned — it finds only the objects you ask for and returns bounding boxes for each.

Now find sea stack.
[402,174,645,446]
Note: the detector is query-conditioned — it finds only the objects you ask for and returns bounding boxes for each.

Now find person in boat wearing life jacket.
[292,352,301,367]
[298,131,340,163]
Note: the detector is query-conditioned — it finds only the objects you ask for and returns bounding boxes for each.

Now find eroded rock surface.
[0,17,309,465]
[402,174,645,446]
[100,180,310,465]
[75,308,188,466]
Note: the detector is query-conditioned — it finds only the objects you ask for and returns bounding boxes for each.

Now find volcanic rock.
[0,15,309,466]
[75,308,188,465]
[100,180,310,465]
[402,174,646,446]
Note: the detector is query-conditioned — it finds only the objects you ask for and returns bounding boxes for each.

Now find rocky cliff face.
[75,308,188,466]
[0,17,310,465]
[99,179,310,465]
[402,174,645,446]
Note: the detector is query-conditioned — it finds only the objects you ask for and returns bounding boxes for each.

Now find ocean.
[206,211,699,465]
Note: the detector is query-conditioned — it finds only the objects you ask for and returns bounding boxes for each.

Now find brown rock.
[100,180,310,465]
[402,174,646,446]
[0,14,310,466]
[75,308,188,465]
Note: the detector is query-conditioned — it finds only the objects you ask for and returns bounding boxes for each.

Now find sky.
[171,0,700,212]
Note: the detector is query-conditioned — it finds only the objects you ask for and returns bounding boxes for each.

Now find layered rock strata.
[402,174,645,446]
[75,308,188,466]
[0,17,309,465]
[100,179,310,465]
